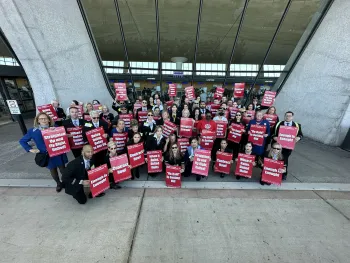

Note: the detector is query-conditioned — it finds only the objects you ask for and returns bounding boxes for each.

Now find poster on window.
[127,143,145,168]
[37,104,58,121]
[234,153,255,178]
[42,127,71,157]
[162,120,177,138]
[113,132,128,152]
[138,111,148,123]
[261,91,276,107]
[114,83,128,101]
[191,149,211,176]
[177,138,190,153]
[261,158,284,185]
[277,126,298,150]
[147,150,163,173]
[263,114,278,128]
[214,86,224,100]
[88,164,110,197]
[179,118,194,138]
[66,127,84,149]
[165,165,182,188]
[119,114,133,128]
[200,130,216,150]
[185,86,195,100]
[215,120,228,138]
[168,83,177,97]
[85,127,108,153]
[248,124,266,146]
[110,154,132,183]
[233,83,245,98]
[227,123,245,144]
[214,152,233,174]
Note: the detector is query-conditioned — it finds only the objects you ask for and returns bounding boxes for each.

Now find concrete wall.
[0,0,111,110]
[274,0,350,146]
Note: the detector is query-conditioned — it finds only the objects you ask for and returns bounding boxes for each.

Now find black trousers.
[282,148,292,176]
[71,148,82,158]
[73,186,87,205]
[94,150,107,167]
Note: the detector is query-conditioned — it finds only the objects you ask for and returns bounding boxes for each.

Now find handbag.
[35,152,49,167]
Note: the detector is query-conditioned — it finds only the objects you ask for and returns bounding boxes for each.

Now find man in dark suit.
[136,99,152,121]
[272,111,303,180]
[62,145,105,204]
[63,107,85,158]
[51,99,66,126]
[82,110,109,166]
[199,101,210,115]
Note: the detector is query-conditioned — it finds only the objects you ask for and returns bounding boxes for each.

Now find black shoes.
[110,183,122,189]
[220,173,225,178]
[260,179,271,186]
[236,176,241,180]
[282,174,287,181]
[56,182,64,193]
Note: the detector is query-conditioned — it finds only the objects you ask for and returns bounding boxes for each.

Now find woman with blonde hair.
[19,112,68,192]
[83,102,93,121]
[259,142,286,185]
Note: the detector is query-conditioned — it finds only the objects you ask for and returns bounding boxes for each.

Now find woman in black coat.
[145,126,166,177]
[211,139,233,178]
[125,132,143,180]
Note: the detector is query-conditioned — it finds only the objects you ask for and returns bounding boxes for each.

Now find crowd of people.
[19,89,303,204]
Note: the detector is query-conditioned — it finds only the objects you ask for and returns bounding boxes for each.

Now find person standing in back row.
[272,111,303,180]
[63,107,85,158]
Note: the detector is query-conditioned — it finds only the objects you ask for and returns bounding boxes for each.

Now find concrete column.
[0,0,111,109]
[274,0,350,146]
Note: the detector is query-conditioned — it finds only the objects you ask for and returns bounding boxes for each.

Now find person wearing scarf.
[19,113,68,192]
[140,110,157,140]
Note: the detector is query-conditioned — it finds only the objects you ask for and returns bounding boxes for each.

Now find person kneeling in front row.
[62,145,105,204]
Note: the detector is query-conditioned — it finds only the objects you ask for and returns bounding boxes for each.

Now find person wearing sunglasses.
[140,110,157,139]
[20,112,68,193]
[105,141,123,189]
[164,133,178,153]
[164,142,185,174]
[259,142,286,185]
[82,110,109,166]
[136,99,152,121]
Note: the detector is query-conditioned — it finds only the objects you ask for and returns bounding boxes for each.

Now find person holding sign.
[125,132,144,180]
[128,119,143,140]
[228,111,246,157]
[169,105,181,125]
[197,112,217,133]
[99,105,114,123]
[259,142,286,185]
[63,107,85,158]
[62,145,105,204]
[82,110,109,166]
[136,100,152,121]
[20,113,68,193]
[140,110,157,139]
[104,141,123,189]
[82,102,93,121]
[272,111,303,180]
[164,143,185,173]
[51,99,66,126]
[212,139,233,178]
[247,111,270,157]
[263,106,279,151]
[234,142,257,180]
[145,126,166,177]
[184,137,203,181]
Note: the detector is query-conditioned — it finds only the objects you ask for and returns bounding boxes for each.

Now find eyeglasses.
[172,146,178,149]
[272,147,281,150]
[142,102,147,104]
[92,117,99,119]
[148,114,153,116]
[109,147,117,150]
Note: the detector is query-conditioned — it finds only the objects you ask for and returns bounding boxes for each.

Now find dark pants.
[131,167,140,179]
[94,150,107,166]
[282,148,292,177]
[73,187,87,205]
[184,161,202,181]
[71,148,82,158]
